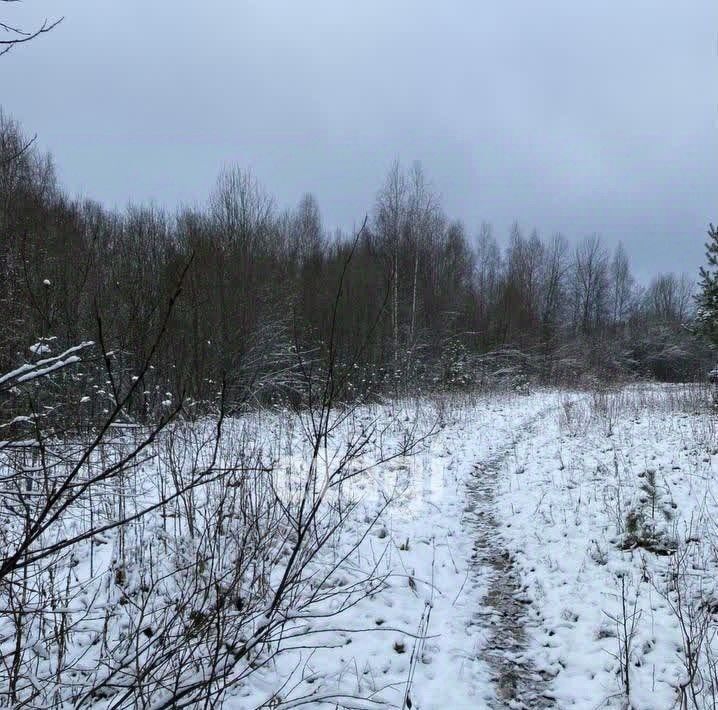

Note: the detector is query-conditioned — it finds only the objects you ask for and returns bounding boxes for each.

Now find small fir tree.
[695,224,718,345]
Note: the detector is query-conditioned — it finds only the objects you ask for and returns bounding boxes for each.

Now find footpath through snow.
[9,384,718,707]
[233,390,567,709]
[238,384,718,709]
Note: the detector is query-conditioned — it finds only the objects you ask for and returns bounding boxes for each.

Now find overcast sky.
[2,1,716,280]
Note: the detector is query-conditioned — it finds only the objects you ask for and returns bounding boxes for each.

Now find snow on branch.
[0,341,94,388]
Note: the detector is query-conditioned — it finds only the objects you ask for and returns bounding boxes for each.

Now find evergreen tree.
[695,224,718,345]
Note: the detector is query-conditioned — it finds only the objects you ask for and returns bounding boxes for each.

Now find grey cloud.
[2,0,716,279]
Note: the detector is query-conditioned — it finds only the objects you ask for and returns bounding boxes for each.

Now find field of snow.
[3,384,718,709]
[495,385,718,709]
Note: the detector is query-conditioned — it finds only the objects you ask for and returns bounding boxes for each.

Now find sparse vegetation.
[2,5,716,707]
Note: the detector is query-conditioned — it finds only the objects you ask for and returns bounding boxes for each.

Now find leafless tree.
[540,232,569,341]
[0,219,430,708]
[572,234,610,335]
[643,273,694,324]
[610,242,635,328]
[375,159,408,361]
[0,1,62,57]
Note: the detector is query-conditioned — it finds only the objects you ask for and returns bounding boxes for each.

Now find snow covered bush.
[437,338,473,390]
[0,325,428,707]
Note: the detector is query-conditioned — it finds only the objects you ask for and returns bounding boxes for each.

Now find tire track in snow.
[465,404,556,709]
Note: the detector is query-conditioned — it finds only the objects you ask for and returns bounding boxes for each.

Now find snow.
[29,341,51,355]
[491,385,718,708]
[196,392,566,709]
[3,384,718,707]
[0,341,94,387]
[16,354,81,381]
[231,386,718,708]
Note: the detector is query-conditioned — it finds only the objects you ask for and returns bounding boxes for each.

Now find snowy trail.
[466,404,557,709]
[13,386,718,709]
[226,385,718,708]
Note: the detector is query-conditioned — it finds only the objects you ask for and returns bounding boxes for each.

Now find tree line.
[0,110,710,421]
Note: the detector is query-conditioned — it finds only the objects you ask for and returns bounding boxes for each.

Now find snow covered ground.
[242,384,718,709]
[493,385,718,709]
[230,391,563,710]
[4,384,718,708]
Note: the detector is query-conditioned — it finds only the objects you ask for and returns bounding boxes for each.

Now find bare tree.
[497,223,544,344]
[0,218,430,708]
[472,222,502,345]
[540,233,569,340]
[609,242,635,328]
[405,161,443,346]
[572,234,610,335]
[643,273,695,324]
[292,192,323,265]
[375,159,407,361]
[0,1,62,57]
